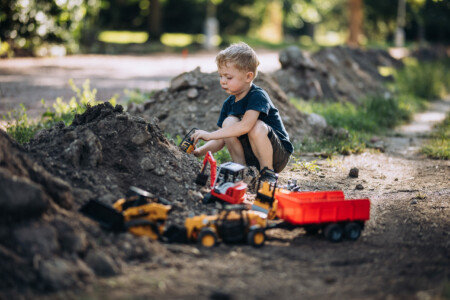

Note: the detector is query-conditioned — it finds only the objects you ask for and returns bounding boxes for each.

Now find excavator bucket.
[195,151,217,187]
[79,199,125,231]
[195,172,209,186]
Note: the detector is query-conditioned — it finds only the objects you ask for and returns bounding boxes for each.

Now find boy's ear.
[246,71,255,82]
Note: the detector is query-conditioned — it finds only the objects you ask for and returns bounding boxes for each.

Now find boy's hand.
[192,130,211,145]
[192,148,202,157]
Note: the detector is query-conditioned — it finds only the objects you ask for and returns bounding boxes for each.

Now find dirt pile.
[273,46,402,102]
[25,103,201,205]
[0,103,217,297]
[134,67,331,144]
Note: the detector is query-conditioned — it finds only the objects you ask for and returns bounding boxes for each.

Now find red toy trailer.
[254,181,370,242]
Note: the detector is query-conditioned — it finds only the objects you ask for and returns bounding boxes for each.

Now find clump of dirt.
[273,46,402,102]
[135,67,331,144]
[0,102,220,297]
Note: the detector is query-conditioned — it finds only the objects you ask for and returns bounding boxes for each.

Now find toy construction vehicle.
[253,178,371,242]
[184,204,268,247]
[196,151,247,205]
[179,128,197,154]
[79,186,172,240]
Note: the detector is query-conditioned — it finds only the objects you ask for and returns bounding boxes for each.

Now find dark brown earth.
[0,48,449,300]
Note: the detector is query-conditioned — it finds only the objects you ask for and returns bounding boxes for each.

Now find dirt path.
[33,100,449,300]
[0,52,280,121]
[2,55,449,299]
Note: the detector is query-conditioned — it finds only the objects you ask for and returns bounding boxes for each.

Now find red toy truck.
[254,181,370,242]
[196,151,247,205]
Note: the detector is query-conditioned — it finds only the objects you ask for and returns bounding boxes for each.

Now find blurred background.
[1,0,449,57]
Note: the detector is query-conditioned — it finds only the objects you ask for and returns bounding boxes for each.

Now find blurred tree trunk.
[394,0,406,47]
[347,0,363,47]
[148,0,162,39]
[257,0,283,43]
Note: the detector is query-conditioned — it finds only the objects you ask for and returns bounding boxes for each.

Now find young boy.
[191,42,293,182]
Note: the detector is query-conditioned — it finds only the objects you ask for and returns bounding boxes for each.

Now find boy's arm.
[193,139,225,157]
[192,110,260,144]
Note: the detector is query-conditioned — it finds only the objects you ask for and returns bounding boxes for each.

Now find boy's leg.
[222,116,246,165]
[247,121,291,173]
[247,121,273,170]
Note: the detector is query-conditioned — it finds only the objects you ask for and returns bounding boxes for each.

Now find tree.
[347,0,363,47]
[0,0,101,56]
[148,0,162,39]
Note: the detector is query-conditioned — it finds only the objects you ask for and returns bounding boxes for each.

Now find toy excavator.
[179,128,197,154]
[195,151,247,205]
[79,186,172,240]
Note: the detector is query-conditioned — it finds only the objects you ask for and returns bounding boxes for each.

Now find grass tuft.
[420,112,450,159]
[2,79,117,144]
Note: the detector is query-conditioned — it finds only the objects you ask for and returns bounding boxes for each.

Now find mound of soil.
[0,103,220,297]
[273,46,402,102]
[135,68,331,144]
[25,103,202,205]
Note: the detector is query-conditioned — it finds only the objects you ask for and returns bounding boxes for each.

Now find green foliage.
[420,112,450,160]
[124,89,154,105]
[293,94,413,134]
[395,58,450,100]
[212,147,232,165]
[0,0,101,55]
[290,157,320,173]
[3,79,116,144]
[291,92,418,155]
[295,133,367,157]
[2,104,42,144]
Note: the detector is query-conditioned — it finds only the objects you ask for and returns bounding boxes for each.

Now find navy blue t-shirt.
[217,84,294,153]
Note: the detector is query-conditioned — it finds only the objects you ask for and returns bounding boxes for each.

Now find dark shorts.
[238,126,291,173]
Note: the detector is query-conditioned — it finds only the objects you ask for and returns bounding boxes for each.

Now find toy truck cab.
[210,162,247,204]
[197,152,247,205]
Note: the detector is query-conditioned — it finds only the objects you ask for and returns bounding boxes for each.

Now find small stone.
[188,190,203,202]
[410,199,418,205]
[187,88,199,99]
[355,184,364,190]
[85,250,121,277]
[349,168,359,178]
[153,167,166,176]
[141,157,155,171]
[39,258,85,291]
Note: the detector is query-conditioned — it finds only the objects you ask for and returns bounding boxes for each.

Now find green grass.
[394,58,450,100]
[291,58,449,156]
[291,94,419,155]
[2,79,116,144]
[420,112,450,159]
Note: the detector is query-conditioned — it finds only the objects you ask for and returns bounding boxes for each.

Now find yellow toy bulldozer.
[80,186,172,240]
[184,204,268,248]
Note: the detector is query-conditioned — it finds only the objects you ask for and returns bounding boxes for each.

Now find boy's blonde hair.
[216,42,260,76]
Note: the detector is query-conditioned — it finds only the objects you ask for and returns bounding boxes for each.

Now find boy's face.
[218,63,254,99]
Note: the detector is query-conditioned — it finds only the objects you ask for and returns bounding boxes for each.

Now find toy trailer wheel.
[198,228,218,248]
[344,222,361,241]
[247,228,266,248]
[324,223,344,243]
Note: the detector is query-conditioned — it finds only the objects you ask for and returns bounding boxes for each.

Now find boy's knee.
[248,121,268,139]
[222,116,240,127]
